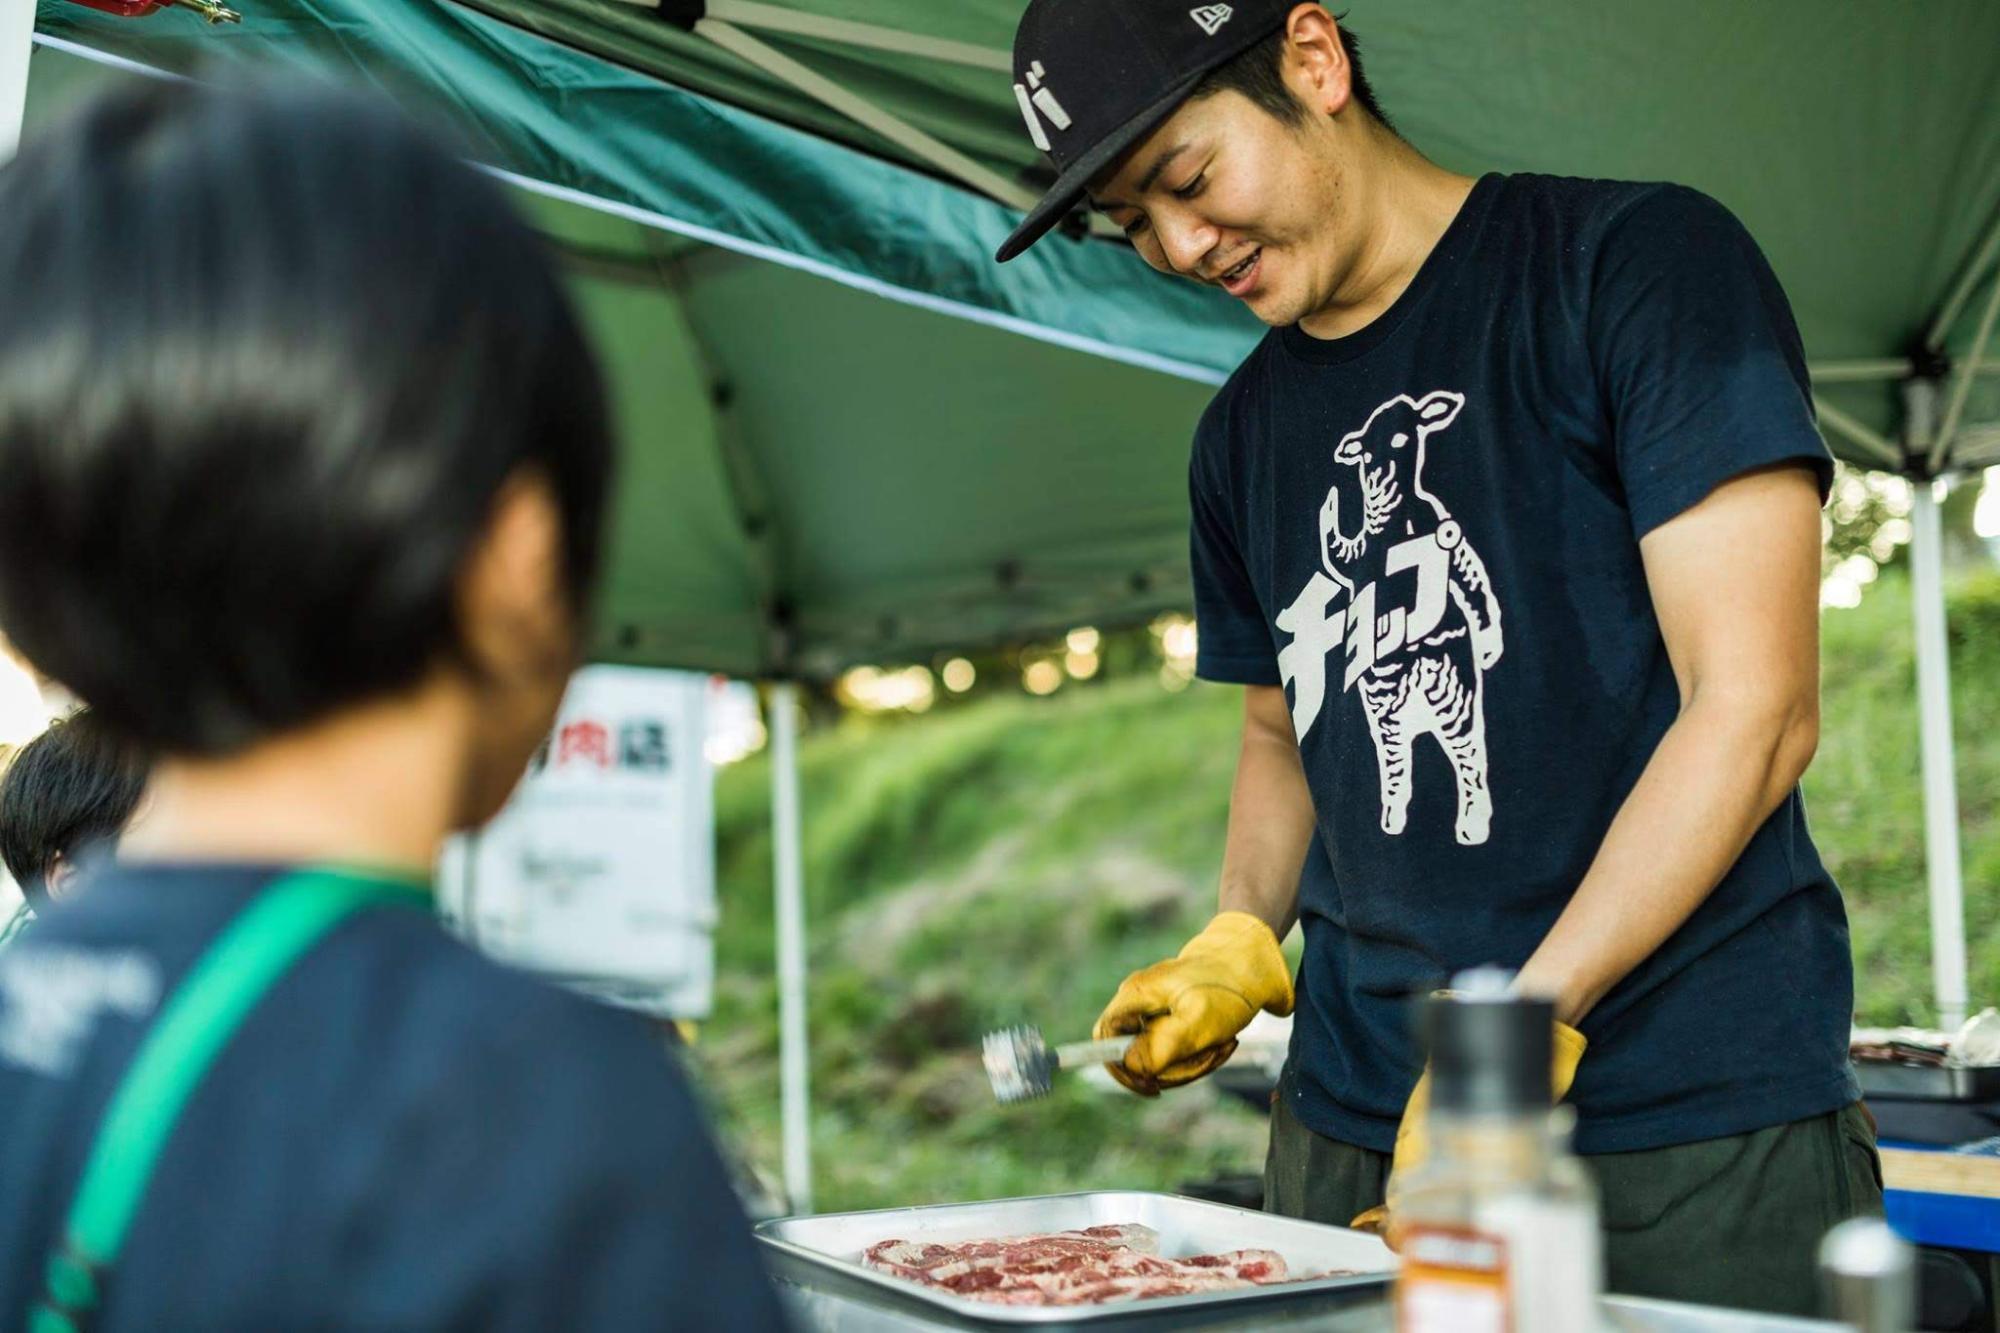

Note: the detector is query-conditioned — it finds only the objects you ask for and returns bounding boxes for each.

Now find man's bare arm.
[1218,683,1320,940]
[1515,464,1824,1024]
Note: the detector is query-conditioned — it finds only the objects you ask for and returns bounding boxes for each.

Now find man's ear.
[45,852,75,902]
[455,468,575,685]
[1283,4,1357,118]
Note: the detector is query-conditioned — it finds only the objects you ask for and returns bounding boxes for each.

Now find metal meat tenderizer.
[983,1025,1134,1104]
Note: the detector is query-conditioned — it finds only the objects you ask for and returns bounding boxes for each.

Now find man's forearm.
[1516,690,1818,1026]
[1218,687,1319,940]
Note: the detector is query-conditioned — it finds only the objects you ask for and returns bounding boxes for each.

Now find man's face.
[1090,89,1350,329]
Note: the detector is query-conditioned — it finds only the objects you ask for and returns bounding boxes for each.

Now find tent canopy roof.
[26,0,2000,680]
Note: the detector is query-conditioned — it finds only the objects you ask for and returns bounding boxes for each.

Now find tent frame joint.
[648,0,704,31]
[1906,345,1952,386]
[1890,356,1955,479]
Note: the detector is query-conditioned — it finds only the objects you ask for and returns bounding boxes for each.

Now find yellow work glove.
[1352,1018,1587,1235]
[1093,911,1294,1097]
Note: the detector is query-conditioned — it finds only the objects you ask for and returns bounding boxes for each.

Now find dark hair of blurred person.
[0,75,610,770]
[0,80,790,1331]
[0,708,149,907]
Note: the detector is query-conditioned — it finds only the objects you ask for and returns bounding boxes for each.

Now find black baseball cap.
[995,0,1297,263]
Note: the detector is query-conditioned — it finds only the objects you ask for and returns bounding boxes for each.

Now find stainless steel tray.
[755,1190,1396,1326]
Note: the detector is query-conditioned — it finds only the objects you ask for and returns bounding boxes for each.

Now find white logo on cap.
[1191,4,1234,35]
[1012,61,1072,153]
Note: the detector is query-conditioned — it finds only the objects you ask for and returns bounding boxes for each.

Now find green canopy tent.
[8,0,2000,1212]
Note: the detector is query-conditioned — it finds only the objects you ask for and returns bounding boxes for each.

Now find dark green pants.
[1265,1081,1884,1317]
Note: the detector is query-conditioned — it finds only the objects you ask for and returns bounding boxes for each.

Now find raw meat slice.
[861,1225,1309,1308]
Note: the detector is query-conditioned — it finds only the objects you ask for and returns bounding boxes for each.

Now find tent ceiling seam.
[29,30,188,82]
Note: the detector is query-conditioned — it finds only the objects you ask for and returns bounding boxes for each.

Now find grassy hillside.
[1812,570,2000,1020]
[688,570,2000,1214]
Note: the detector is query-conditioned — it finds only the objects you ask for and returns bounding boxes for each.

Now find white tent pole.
[2,0,33,159]
[1904,379,1969,1032]
[770,681,813,1214]
[1910,484,1968,1031]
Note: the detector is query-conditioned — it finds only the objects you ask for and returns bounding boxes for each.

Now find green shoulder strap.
[29,865,429,1333]
[0,901,33,952]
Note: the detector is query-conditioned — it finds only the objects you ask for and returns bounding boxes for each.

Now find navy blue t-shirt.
[0,863,791,1330]
[1190,174,1857,1155]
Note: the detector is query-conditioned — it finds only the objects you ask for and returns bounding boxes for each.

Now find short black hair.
[0,81,612,755]
[1191,19,1394,134]
[0,709,148,905]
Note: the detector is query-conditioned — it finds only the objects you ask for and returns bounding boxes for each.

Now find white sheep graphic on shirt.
[1274,389,1504,845]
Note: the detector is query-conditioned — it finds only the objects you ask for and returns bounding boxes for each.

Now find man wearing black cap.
[1000,2,1880,1316]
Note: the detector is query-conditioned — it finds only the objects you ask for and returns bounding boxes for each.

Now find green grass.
[688,570,2000,1214]
[1813,569,2000,1022]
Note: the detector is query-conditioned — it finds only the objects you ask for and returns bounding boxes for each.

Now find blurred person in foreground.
[0,81,789,1330]
[0,709,150,949]
[997,1,1873,1314]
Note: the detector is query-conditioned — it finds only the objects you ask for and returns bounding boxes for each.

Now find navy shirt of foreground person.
[0,862,791,1330]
